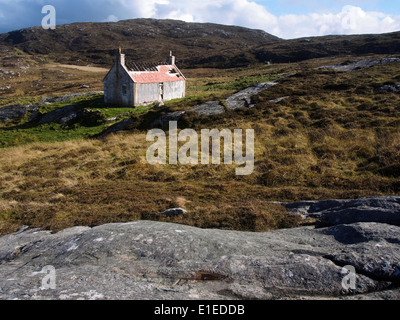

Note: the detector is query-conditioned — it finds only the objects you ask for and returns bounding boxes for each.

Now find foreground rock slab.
[0,218,399,300]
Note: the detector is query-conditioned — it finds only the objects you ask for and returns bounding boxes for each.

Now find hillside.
[0,19,281,68]
[254,31,400,63]
[1,19,400,68]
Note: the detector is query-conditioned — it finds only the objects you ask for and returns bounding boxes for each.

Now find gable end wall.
[104,64,134,107]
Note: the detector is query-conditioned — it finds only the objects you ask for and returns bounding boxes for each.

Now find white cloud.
[122,1,400,38]
[0,1,399,39]
[181,0,278,30]
[275,5,400,38]
[104,14,119,22]
[163,10,194,23]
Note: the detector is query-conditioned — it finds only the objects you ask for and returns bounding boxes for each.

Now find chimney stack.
[167,51,176,65]
[116,47,125,66]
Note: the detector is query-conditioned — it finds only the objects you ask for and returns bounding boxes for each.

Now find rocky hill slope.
[0,19,280,68]
[254,31,400,64]
[1,19,400,68]
[0,197,399,300]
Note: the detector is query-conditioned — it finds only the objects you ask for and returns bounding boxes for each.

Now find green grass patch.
[0,96,41,108]
[0,122,110,148]
[0,94,143,148]
[203,74,281,92]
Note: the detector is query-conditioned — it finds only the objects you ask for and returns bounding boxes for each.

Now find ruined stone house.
[103,49,186,107]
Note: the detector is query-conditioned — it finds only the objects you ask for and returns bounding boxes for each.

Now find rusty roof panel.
[128,65,185,83]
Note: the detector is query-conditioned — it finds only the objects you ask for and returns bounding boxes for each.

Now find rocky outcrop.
[375,83,400,93]
[318,58,400,72]
[160,208,187,217]
[269,96,290,104]
[151,111,186,128]
[38,105,78,126]
[0,104,39,122]
[98,118,136,138]
[41,91,103,104]
[150,81,282,129]
[282,196,400,227]
[38,105,104,126]
[225,82,277,110]
[0,92,104,124]
[0,197,399,300]
[191,101,225,116]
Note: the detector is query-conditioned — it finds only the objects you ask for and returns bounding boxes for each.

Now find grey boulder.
[160,208,187,217]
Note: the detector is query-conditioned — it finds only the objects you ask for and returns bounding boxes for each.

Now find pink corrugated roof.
[128,65,184,83]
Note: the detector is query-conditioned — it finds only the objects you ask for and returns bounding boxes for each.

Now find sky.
[0,0,399,39]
